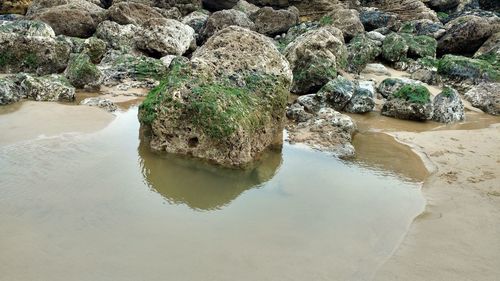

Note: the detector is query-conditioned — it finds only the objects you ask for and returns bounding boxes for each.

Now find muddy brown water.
[0,98,497,281]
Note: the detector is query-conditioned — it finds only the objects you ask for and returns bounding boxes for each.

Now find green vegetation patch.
[347,34,381,73]
[319,15,333,26]
[392,84,431,104]
[401,33,437,58]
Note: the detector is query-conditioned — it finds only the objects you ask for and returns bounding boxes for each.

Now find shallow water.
[0,104,426,281]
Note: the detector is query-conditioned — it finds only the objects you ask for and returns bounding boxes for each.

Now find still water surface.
[0,104,425,281]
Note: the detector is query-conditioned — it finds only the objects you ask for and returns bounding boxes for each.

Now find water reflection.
[138,137,283,211]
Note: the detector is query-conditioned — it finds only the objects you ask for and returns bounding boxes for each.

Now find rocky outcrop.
[0,21,71,74]
[438,15,500,56]
[284,26,347,94]
[432,87,465,123]
[136,18,195,57]
[64,53,102,89]
[139,26,292,167]
[359,7,399,31]
[381,84,433,121]
[377,77,423,98]
[360,0,439,22]
[200,9,255,41]
[474,32,500,66]
[250,6,299,36]
[382,32,437,63]
[0,75,24,105]
[20,74,75,102]
[437,54,500,83]
[464,82,500,115]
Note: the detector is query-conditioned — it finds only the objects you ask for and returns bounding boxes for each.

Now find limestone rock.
[20,74,75,102]
[464,83,500,115]
[95,20,140,51]
[432,87,465,123]
[64,53,102,89]
[200,9,255,41]
[381,84,433,121]
[250,6,299,36]
[80,97,117,112]
[136,18,195,57]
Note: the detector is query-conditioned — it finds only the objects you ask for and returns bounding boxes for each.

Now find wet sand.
[374,124,500,281]
[0,101,114,145]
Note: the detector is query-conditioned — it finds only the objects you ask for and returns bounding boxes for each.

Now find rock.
[80,97,117,112]
[411,68,440,85]
[287,107,357,158]
[81,37,107,63]
[136,18,195,57]
[360,0,439,22]
[139,27,292,167]
[98,50,169,87]
[438,15,500,55]
[95,20,140,51]
[479,0,500,13]
[474,32,500,67]
[64,53,102,89]
[346,33,382,73]
[182,11,209,35]
[0,14,25,21]
[382,32,437,62]
[317,76,355,111]
[345,84,376,113]
[381,84,433,121]
[202,0,237,10]
[27,0,107,38]
[20,74,75,102]
[366,31,386,42]
[108,2,166,26]
[322,8,365,39]
[0,0,32,15]
[359,8,399,31]
[286,103,314,122]
[0,75,24,105]
[233,0,259,16]
[362,63,390,75]
[200,9,255,41]
[399,19,445,39]
[427,0,460,11]
[284,26,347,94]
[112,0,202,15]
[0,19,55,37]
[250,6,299,36]
[432,87,465,123]
[437,54,500,83]
[0,29,71,74]
[464,83,500,115]
[377,77,423,98]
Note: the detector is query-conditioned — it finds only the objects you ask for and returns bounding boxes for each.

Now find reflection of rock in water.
[138,136,283,211]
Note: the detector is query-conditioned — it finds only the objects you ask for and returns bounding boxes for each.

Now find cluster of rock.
[0,0,499,167]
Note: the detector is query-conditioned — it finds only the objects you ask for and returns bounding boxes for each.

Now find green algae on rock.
[437,54,500,82]
[64,53,102,89]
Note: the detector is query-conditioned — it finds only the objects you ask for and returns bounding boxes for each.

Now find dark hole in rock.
[188,137,199,148]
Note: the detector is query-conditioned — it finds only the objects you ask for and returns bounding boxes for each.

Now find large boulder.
[359,7,399,31]
[437,15,500,56]
[381,84,433,121]
[27,0,107,38]
[316,76,375,113]
[437,54,500,83]
[136,18,195,57]
[360,0,439,22]
[138,26,292,167]
[20,74,75,102]
[284,26,347,94]
[199,9,255,41]
[432,87,465,123]
[112,0,202,15]
[0,21,71,74]
[464,83,500,115]
[250,6,299,36]
[346,33,382,73]
[107,2,166,26]
[322,8,365,39]
[64,53,102,89]
[182,11,209,35]
[474,32,500,66]
[377,77,423,98]
[382,32,437,62]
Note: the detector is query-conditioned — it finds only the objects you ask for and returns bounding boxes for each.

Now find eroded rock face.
[359,0,439,22]
[474,32,500,66]
[284,26,347,94]
[250,6,299,36]
[80,97,117,112]
[381,84,433,121]
[437,54,500,83]
[438,15,500,56]
[0,76,24,105]
[64,53,103,89]
[108,2,166,26]
[20,74,75,102]
[432,87,465,123]
[0,21,71,74]
[200,9,255,41]
[323,8,365,39]
[139,26,292,167]
[464,83,500,115]
[182,10,209,35]
[95,20,140,51]
[346,33,381,73]
[113,0,202,15]
[136,18,195,57]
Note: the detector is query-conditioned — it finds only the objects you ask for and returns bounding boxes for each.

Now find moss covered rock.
[0,75,24,105]
[464,83,500,115]
[382,33,409,62]
[346,33,381,73]
[139,26,292,167]
[382,84,433,121]
[20,74,75,102]
[437,54,500,82]
[432,87,465,123]
[382,32,437,63]
[64,53,102,89]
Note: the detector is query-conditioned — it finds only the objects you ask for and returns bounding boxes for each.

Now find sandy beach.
[374,124,500,281]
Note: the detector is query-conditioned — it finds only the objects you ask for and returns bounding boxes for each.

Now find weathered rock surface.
[432,87,465,123]
[359,8,399,31]
[139,27,292,167]
[80,97,117,112]
[464,82,500,115]
[360,0,439,22]
[323,8,365,39]
[284,26,347,94]
[474,32,500,66]
[346,33,382,73]
[0,75,24,105]
[20,74,75,102]
[112,0,202,15]
[136,18,195,57]
[200,9,255,41]
[250,6,299,36]
[382,32,437,63]
[0,0,32,15]
[437,54,500,83]
[95,20,140,51]
[377,77,423,98]
[438,15,500,55]
[108,2,166,26]
[182,10,209,35]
